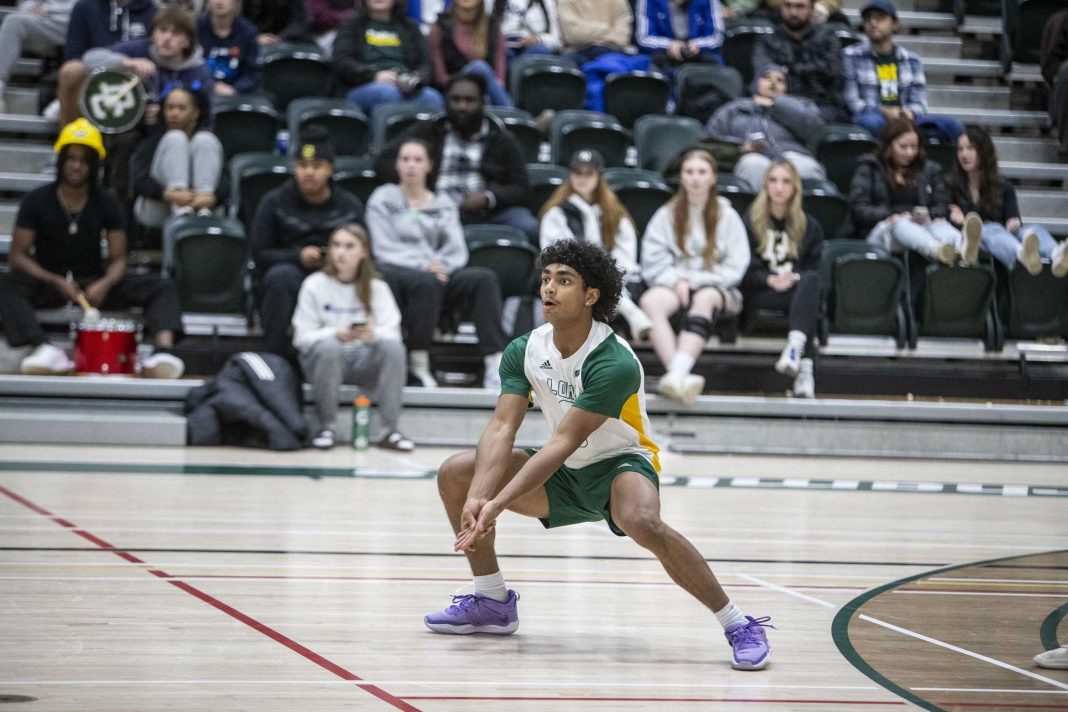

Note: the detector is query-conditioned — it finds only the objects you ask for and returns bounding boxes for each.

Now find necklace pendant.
[69,221,78,236]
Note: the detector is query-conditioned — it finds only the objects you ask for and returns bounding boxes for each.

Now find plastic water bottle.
[351,395,371,450]
[275,130,290,156]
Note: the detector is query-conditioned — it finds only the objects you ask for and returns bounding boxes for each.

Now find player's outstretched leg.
[609,472,774,669]
[424,449,545,635]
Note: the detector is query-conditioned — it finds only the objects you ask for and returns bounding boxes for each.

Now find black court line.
[0,546,949,568]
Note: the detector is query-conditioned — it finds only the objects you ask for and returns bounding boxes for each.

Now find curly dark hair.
[538,239,624,323]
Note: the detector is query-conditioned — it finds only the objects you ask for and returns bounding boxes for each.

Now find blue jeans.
[866,216,961,258]
[460,60,513,107]
[345,81,444,117]
[980,221,1057,270]
[855,109,964,143]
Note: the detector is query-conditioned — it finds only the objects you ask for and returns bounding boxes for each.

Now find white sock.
[473,571,509,602]
[666,352,696,378]
[409,350,437,386]
[800,357,813,374]
[713,601,748,631]
[787,330,806,355]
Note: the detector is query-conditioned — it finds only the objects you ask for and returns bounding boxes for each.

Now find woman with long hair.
[850,116,973,264]
[540,149,653,340]
[291,224,414,451]
[365,138,507,390]
[947,126,1067,277]
[131,84,224,227]
[742,160,824,398]
[639,149,751,405]
[427,0,512,106]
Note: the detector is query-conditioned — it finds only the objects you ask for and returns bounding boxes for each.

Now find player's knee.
[436,452,474,495]
[616,511,666,548]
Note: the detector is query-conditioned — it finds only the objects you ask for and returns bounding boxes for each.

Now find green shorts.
[524,449,660,537]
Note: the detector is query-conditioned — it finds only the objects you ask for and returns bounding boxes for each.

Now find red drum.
[73,319,139,375]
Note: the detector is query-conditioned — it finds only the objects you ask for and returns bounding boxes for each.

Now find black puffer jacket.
[185,352,308,450]
[848,153,949,236]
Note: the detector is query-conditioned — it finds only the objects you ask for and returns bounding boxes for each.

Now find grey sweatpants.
[134,129,224,227]
[0,4,67,82]
[298,337,407,438]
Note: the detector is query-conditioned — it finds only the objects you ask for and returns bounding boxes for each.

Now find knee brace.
[682,314,715,340]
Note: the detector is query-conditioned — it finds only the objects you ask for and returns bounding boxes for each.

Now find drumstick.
[76,292,102,323]
[100,75,144,110]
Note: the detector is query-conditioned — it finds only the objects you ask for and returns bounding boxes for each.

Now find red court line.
[0,485,420,712]
[400,696,905,705]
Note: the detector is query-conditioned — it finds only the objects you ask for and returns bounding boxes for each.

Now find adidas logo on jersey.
[539,359,552,369]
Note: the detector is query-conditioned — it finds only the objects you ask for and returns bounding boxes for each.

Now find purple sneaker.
[424,590,519,635]
[724,616,774,670]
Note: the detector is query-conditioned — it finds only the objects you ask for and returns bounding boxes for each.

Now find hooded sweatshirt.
[65,0,157,60]
[364,184,468,274]
[197,13,260,94]
[640,196,751,289]
[83,37,216,109]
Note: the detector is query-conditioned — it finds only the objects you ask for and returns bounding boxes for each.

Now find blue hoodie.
[635,0,724,54]
[65,0,158,61]
[197,13,261,94]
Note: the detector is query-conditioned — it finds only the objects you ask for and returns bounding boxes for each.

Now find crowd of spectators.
[2,0,1068,446]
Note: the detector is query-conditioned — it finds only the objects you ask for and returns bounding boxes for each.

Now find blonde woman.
[291,224,414,451]
[640,149,751,405]
[540,149,653,340]
[742,160,824,398]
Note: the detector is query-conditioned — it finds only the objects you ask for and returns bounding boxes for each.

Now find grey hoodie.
[705,93,824,159]
[365,184,468,275]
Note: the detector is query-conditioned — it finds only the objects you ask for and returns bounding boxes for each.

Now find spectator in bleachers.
[309,0,356,55]
[198,0,261,95]
[752,0,848,122]
[640,149,750,405]
[242,0,311,44]
[498,0,561,61]
[556,0,631,66]
[54,0,157,125]
[375,73,539,243]
[635,0,724,70]
[1040,7,1068,158]
[539,149,653,341]
[741,160,822,398]
[851,116,975,265]
[333,0,444,117]
[843,0,962,144]
[130,85,225,227]
[947,126,1068,278]
[706,63,826,191]
[366,138,507,389]
[0,0,73,115]
[428,0,512,106]
[292,224,414,450]
[252,127,366,355]
[0,120,185,378]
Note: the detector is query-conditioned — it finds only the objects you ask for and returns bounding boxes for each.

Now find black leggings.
[744,269,822,352]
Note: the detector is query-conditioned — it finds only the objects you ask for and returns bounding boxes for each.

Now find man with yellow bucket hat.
[0,119,186,378]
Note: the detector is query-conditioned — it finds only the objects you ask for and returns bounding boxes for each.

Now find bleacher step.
[1000,161,1068,183]
[0,171,51,193]
[928,106,1051,129]
[894,35,963,59]
[927,84,1010,109]
[842,8,957,31]
[1018,190,1068,220]
[924,57,1002,78]
[0,114,57,135]
[2,87,40,116]
[992,136,1064,163]
[0,406,187,446]
[0,145,54,174]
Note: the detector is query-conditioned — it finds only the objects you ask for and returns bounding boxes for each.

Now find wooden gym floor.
[0,444,1066,711]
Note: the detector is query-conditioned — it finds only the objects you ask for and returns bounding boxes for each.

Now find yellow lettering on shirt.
[365,29,401,47]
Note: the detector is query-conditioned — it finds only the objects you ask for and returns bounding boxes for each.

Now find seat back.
[228,153,292,226]
[802,182,850,239]
[487,106,542,163]
[288,97,369,157]
[525,164,568,214]
[550,110,630,167]
[919,264,996,339]
[515,64,587,117]
[163,216,248,314]
[603,71,671,129]
[334,156,377,205]
[813,124,877,194]
[464,225,538,300]
[721,20,776,86]
[1005,265,1068,340]
[833,254,907,336]
[261,45,332,110]
[212,95,279,161]
[717,172,756,217]
[634,114,704,174]
[371,102,440,154]
[673,63,743,123]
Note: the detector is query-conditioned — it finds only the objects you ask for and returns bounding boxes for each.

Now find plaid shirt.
[843,39,928,119]
[436,120,491,207]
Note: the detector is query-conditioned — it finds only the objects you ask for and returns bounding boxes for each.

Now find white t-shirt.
[500,320,660,471]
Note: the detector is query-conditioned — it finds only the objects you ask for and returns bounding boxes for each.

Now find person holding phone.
[292,223,414,451]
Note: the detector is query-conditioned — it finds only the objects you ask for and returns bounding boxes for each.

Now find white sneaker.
[681,374,705,405]
[311,430,336,449]
[1052,241,1068,279]
[1034,646,1068,670]
[793,359,815,399]
[409,351,438,387]
[42,98,60,122]
[961,212,982,264]
[657,371,686,402]
[141,351,185,379]
[20,343,74,375]
[775,343,801,378]
[1017,230,1042,276]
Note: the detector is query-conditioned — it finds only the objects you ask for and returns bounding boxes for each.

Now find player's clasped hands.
[454,497,501,552]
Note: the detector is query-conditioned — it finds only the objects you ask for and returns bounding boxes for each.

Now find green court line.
[1040,602,1068,652]
[831,549,1068,712]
